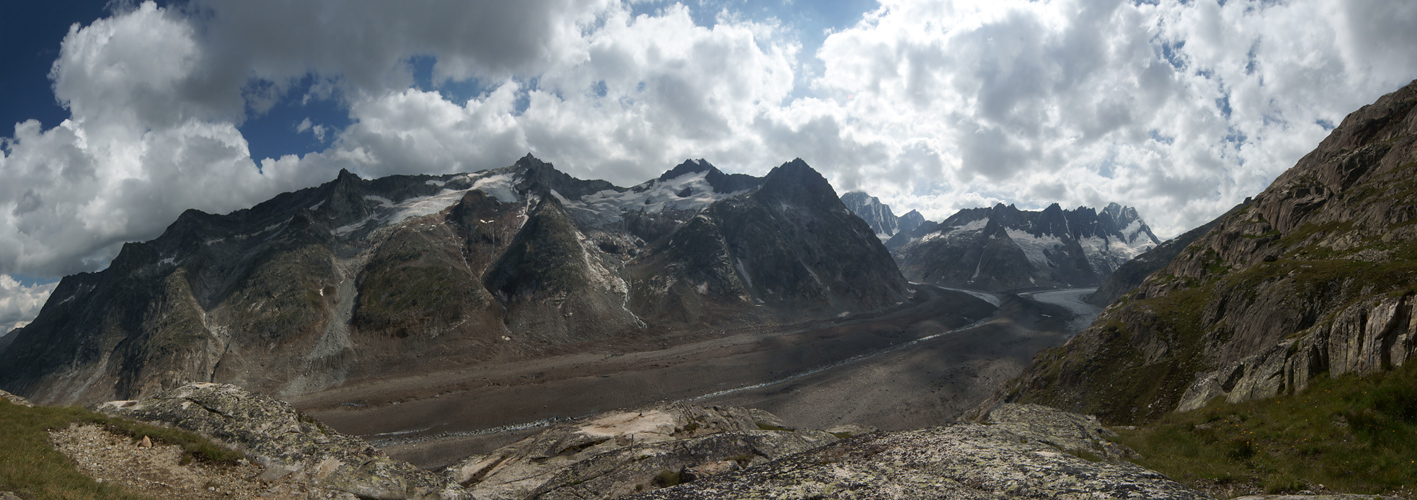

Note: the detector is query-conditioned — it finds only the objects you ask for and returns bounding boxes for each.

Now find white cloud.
[0,2,319,276]
[3,0,1417,297]
[0,275,56,335]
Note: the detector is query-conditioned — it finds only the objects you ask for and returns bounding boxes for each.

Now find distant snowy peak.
[652,159,763,194]
[892,202,1160,291]
[841,191,901,240]
[560,159,762,227]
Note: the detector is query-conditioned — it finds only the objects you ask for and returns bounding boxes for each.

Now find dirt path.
[291,286,1073,468]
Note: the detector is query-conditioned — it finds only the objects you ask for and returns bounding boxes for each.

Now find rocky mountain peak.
[753,158,838,209]
[659,159,717,181]
[840,191,901,239]
[897,209,927,234]
[655,158,762,194]
[514,154,620,200]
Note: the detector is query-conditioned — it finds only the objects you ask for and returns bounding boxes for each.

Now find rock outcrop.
[85,384,1203,500]
[1000,79,1417,423]
[449,404,859,500]
[0,388,33,407]
[98,383,467,499]
[626,403,1202,499]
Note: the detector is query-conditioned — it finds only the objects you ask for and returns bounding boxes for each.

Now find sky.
[1,0,1415,334]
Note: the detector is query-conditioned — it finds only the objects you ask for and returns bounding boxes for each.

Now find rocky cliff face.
[1000,79,1417,423]
[0,156,905,406]
[891,202,1159,292]
[840,191,900,240]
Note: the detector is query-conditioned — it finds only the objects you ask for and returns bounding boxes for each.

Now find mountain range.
[0,156,907,405]
[886,202,1160,291]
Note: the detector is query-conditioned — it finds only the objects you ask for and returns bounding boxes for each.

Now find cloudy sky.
[2,0,1415,333]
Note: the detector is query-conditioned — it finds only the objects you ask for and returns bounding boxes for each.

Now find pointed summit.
[755,159,838,208]
[513,155,620,200]
[659,159,718,182]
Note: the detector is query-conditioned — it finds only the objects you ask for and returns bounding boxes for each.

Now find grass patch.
[755,422,790,431]
[652,469,683,487]
[0,398,243,500]
[1114,360,1417,495]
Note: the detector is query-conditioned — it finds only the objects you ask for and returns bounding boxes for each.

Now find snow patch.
[471,173,519,203]
[1004,228,1063,270]
[922,217,987,243]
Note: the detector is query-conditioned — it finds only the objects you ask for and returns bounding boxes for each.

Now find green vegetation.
[652,469,683,487]
[755,422,791,431]
[0,398,242,500]
[1116,360,1417,495]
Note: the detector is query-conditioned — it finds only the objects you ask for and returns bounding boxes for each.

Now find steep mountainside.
[892,202,1159,292]
[840,191,900,239]
[1085,200,1250,306]
[1000,79,1417,424]
[0,156,905,406]
[628,160,909,323]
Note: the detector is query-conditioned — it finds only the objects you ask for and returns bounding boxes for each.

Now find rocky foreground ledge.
[92,383,1206,499]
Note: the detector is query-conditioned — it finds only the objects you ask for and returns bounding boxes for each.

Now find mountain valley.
[6,79,1417,499]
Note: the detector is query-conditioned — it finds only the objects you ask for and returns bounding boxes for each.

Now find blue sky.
[1,0,1416,332]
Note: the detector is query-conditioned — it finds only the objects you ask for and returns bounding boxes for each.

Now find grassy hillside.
[0,398,241,500]
[1116,359,1417,496]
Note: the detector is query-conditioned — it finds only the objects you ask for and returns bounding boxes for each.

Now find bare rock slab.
[628,403,1205,499]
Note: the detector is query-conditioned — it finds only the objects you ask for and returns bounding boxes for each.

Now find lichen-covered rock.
[97,383,468,500]
[626,404,1203,499]
[452,404,852,500]
[0,388,34,407]
[983,403,1138,461]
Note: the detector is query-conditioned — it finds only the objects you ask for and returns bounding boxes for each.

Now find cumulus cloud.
[811,0,1417,237]
[0,276,56,335]
[2,0,1416,325]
